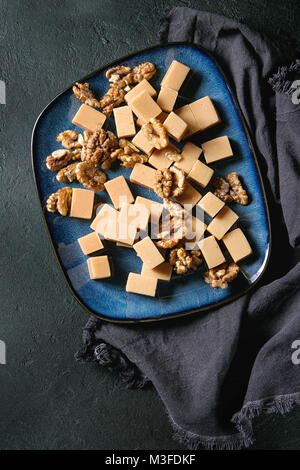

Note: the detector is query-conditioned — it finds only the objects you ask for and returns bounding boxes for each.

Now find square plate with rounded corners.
[32,43,270,323]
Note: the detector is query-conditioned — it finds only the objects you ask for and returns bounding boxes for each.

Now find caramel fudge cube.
[222,228,252,263]
[78,231,104,255]
[148,143,179,171]
[189,96,220,132]
[175,104,199,138]
[70,188,94,219]
[174,142,202,174]
[175,182,202,208]
[157,86,178,112]
[72,104,106,133]
[87,255,111,280]
[131,202,151,231]
[161,60,190,91]
[131,130,155,155]
[198,192,225,218]
[126,272,157,297]
[90,203,118,235]
[184,216,207,248]
[130,163,156,191]
[135,196,163,226]
[198,236,225,269]
[113,105,135,138]
[202,136,233,164]
[188,160,214,189]
[207,206,239,240]
[133,236,165,269]
[114,203,138,245]
[163,112,188,142]
[116,241,133,248]
[104,175,134,210]
[130,90,161,123]
[141,261,172,282]
[125,79,157,104]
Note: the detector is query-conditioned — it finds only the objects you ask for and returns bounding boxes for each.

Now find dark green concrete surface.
[0,0,299,450]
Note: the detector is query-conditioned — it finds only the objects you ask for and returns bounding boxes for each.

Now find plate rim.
[31,41,272,324]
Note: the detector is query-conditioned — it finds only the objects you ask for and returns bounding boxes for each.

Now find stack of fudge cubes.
[70,60,252,296]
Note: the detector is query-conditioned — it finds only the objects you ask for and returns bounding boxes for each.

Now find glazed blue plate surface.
[32,44,270,322]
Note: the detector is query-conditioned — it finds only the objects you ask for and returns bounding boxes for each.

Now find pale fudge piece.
[132,130,155,155]
[135,196,163,226]
[90,203,118,235]
[175,182,202,208]
[72,104,106,133]
[174,142,202,174]
[130,90,162,123]
[113,106,136,138]
[175,104,199,138]
[161,60,190,91]
[125,79,157,104]
[141,261,172,282]
[222,228,252,263]
[201,136,233,164]
[157,86,178,112]
[87,255,111,280]
[188,160,214,189]
[198,192,225,218]
[78,231,104,255]
[104,175,134,210]
[113,203,138,246]
[133,236,165,269]
[70,188,94,219]
[148,143,180,171]
[163,112,188,142]
[198,236,225,269]
[207,206,239,240]
[184,216,207,248]
[126,272,157,297]
[131,202,151,231]
[189,96,220,132]
[130,163,156,191]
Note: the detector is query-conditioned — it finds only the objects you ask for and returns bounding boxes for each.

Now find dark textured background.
[0,0,299,450]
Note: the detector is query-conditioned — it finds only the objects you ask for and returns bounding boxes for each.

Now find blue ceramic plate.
[32,43,270,322]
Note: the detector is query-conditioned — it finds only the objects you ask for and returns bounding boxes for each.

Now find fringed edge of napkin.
[268,59,300,94]
[75,319,149,390]
[76,323,300,449]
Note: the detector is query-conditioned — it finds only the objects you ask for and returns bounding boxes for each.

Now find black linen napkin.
[76,7,300,450]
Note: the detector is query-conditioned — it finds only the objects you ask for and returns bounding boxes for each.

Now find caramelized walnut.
[226,172,248,205]
[212,177,233,203]
[46,187,72,216]
[81,126,119,170]
[132,62,156,82]
[113,139,148,168]
[141,118,169,150]
[57,130,82,149]
[169,247,202,274]
[75,162,106,191]
[213,173,248,205]
[154,167,185,198]
[46,149,72,171]
[99,86,125,116]
[105,66,133,88]
[72,82,101,108]
[204,263,240,289]
[56,162,79,183]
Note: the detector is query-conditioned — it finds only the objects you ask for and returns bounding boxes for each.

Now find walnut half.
[46,187,72,216]
[204,263,240,289]
[141,118,169,150]
[154,167,185,199]
[169,247,202,274]
[72,82,101,108]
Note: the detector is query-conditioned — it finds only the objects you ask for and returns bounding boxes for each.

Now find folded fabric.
[76,7,300,450]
